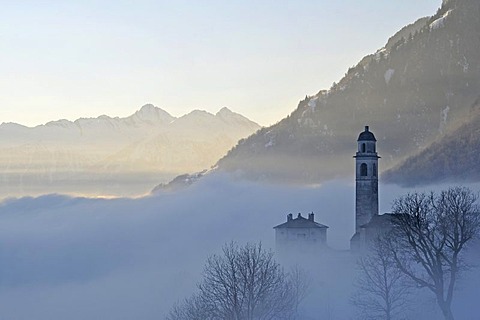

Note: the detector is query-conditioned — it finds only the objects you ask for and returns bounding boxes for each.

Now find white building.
[274,213,328,257]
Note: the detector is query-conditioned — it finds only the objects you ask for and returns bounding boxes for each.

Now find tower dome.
[357,126,377,141]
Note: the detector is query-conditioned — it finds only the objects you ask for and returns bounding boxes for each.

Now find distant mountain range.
[216,0,480,186]
[0,105,260,198]
[6,0,480,196]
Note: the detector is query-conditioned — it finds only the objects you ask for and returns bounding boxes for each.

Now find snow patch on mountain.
[374,48,388,61]
[384,69,395,84]
[439,106,450,133]
[265,138,275,148]
[459,56,469,73]
[430,9,453,30]
[308,97,319,111]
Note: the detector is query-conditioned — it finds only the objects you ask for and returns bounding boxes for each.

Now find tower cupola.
[357,126,376,141]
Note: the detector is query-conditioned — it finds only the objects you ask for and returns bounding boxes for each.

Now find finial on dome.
[357,126,376,141]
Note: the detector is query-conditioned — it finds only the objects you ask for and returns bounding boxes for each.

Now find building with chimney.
[274,126,392,254]
[274,213,328,257]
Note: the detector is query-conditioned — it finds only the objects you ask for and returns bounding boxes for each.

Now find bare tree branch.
[387,187,480,320]
[352,237,411,320]
[166,242,307,320]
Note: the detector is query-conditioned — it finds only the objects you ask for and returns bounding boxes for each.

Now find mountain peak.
[189,109,212,116]
[138,103,156,112]
[135,104,167,117]
[216,107,234,116]
[130,104,175,124]
[44,119,75,128]
[216,107,250,120]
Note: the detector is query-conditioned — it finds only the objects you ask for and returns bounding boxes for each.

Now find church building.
[350,126,381,251]
[274,126,391,254]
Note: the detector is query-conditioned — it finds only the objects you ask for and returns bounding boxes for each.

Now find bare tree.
[167,242,307,320]
[388,187,480,320]
[288,265,310,319]
[166,295,212,320]
[352,237,411,320]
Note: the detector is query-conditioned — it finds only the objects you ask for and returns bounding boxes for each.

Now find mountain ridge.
[2,104,249,130]
[0,104,261,198]
[216,0,480,185]
[382,107,480,186]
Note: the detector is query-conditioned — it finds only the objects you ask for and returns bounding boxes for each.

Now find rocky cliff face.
[217,0,480,185]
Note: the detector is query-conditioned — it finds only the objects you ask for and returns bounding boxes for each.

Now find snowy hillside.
[0,105,260,198]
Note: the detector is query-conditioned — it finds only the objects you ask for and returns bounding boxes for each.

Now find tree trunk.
[437,297,455,320]
[441,308,454,320]
[386,300,392,320]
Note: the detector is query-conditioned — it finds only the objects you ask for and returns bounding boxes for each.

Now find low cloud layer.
[0,173,478,319]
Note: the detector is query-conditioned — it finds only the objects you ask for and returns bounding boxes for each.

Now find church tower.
[354,126,379,231]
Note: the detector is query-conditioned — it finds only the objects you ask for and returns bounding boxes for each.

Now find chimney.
[308,213,314,221]
[287,213,293,222]
[297,213,302,218]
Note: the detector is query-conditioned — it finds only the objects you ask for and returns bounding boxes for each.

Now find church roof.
[274,213,329,229]
[359,213,395,229]
[357,126,377,142]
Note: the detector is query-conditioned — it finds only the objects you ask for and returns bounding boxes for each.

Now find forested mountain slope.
[383,109,480,186]
[217,0,480,185]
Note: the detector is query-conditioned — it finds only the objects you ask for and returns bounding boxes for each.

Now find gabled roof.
[274,214,329,229]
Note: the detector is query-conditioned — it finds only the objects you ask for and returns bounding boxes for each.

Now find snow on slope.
[430,9,453,30]
[0,105,260,198]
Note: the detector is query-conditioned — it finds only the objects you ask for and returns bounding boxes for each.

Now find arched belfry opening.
[360,163,368,176]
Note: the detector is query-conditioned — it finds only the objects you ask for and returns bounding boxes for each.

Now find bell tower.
[354,126,379,231]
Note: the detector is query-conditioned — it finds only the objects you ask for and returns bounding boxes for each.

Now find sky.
[1,0,441,127]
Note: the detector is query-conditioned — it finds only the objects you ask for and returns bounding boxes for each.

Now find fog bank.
[0,173,478,319]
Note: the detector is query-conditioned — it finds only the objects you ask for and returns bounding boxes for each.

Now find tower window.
[360,163,368,176]
[373,163,377,177]
[361,143,366,152]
